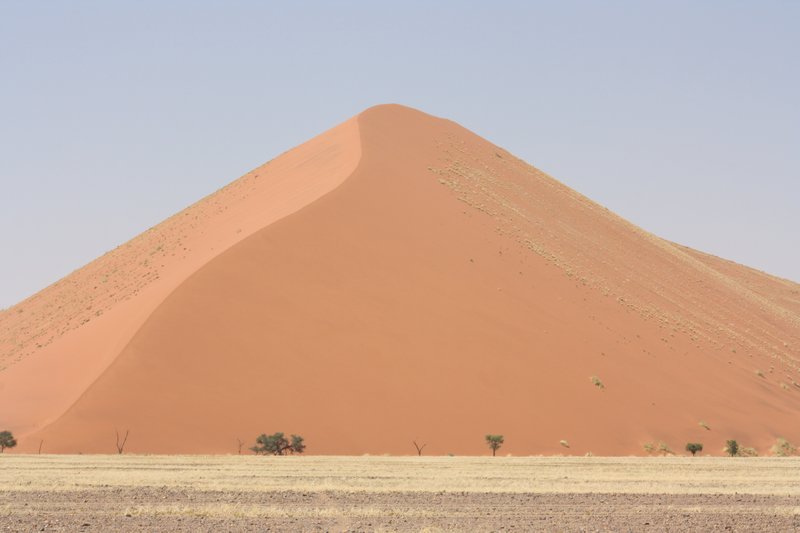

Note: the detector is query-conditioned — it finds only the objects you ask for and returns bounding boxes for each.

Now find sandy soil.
[3,456,800,532]
[1,104,799,455]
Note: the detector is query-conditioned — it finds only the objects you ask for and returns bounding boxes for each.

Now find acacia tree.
[685,442,703,456]
[251,432,305,455]
[485,434,504,456]
[0,430,17,453]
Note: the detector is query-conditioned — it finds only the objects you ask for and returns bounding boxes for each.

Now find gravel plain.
[3,455,800,532]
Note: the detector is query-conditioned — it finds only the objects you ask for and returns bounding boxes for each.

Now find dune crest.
[3,104,799,455]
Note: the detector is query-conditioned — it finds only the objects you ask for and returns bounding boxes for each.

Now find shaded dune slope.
[5,104,800,455]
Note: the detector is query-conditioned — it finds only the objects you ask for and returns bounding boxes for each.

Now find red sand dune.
[2,104,799,456]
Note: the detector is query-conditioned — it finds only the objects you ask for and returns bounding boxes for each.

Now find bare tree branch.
[412,440,427,456]
[115,429,130,454]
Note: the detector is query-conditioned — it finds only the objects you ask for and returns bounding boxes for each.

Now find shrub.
[771,438,797,457]
[657,441,673,456]
[724,439,739,457]
[0,431,16,453]
[738,446,758,457]
[698,421,710,431]
[559,439,570,448]
[685,442,703,456]
[251,432,305,455]
[485,434,504,456]
[590,376,605,390]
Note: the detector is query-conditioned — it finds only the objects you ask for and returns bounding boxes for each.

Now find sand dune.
[0,116,360,435]
[2,104,799,455]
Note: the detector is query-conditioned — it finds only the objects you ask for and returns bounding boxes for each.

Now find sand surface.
[1,104,799,455]
[3,456,800,532]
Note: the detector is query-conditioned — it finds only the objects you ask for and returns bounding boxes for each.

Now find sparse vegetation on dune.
[590,375,605,390]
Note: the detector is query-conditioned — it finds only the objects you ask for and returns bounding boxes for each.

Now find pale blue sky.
[1,1,798,308]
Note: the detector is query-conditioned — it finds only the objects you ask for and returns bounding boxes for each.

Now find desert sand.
[1,104,799,455]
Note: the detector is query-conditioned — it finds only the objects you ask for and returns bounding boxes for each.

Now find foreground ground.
[2,455,800,531]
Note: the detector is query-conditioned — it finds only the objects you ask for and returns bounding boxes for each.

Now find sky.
[1,1,798,308]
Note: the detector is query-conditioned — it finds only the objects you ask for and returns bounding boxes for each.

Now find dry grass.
[5,455,800,495]
[117,503,438,520]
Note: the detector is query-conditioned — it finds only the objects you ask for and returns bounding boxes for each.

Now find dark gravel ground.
[2,488,799,532]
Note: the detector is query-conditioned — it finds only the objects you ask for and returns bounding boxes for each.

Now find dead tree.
[115,429,130,454]
[38,440,44,455]
[412,440,427,456]
[237,438,244,455]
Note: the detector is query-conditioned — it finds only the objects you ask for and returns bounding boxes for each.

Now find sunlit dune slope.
[3,104,799,455]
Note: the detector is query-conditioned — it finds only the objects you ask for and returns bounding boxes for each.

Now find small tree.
[251,432,305,455]
[0,430,17,453]
[685,442,703,456]
[485,434,504,456]
[412,440,427,456]
[725,439,739,457]
[115,429,129,454]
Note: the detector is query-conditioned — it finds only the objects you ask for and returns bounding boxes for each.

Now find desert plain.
[3,455,800,531]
